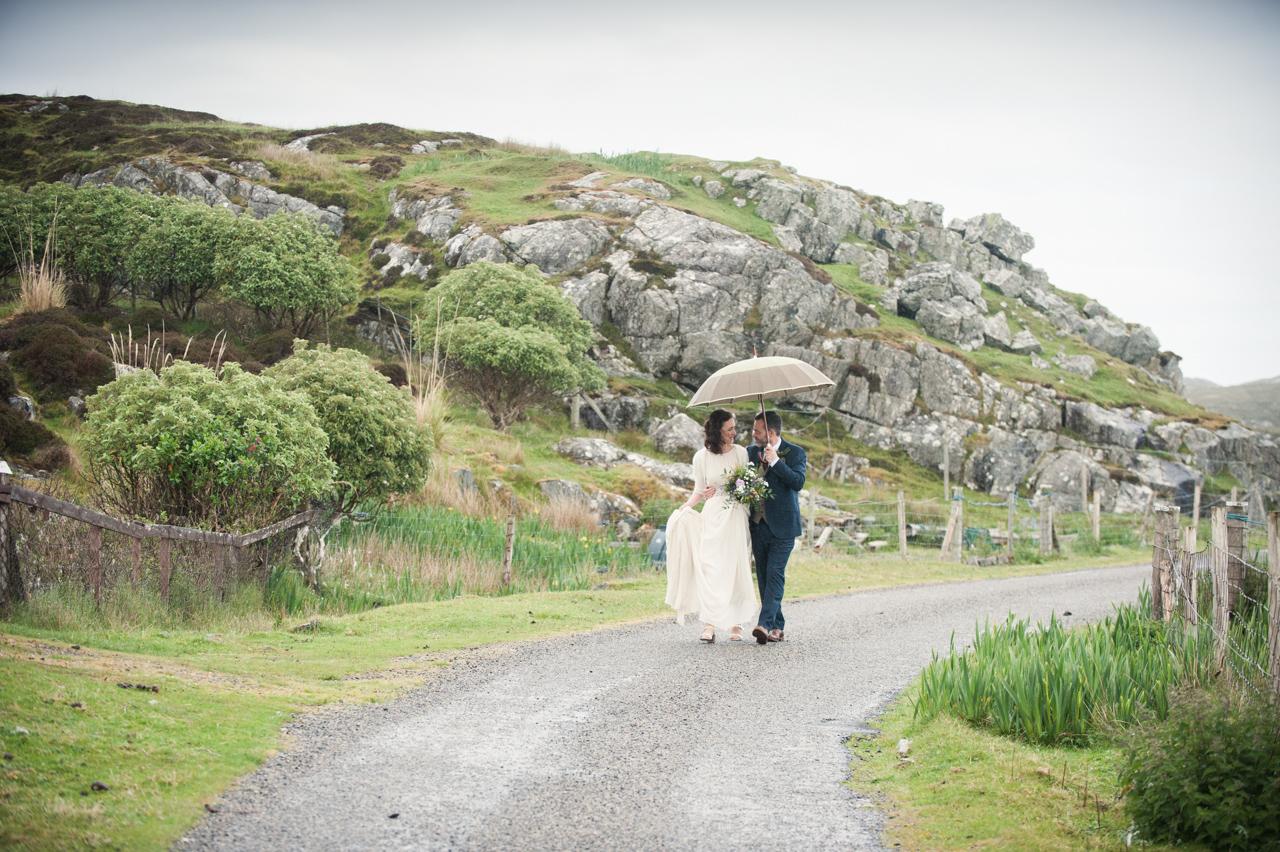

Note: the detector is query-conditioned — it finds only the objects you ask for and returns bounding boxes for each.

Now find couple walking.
[664,409,807,644]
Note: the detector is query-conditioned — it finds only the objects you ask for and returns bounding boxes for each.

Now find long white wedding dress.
[664,444,759,630]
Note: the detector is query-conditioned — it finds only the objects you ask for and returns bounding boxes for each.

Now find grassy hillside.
[0,93,1225,454]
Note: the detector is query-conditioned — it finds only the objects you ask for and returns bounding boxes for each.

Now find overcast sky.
[2,0,1276,384]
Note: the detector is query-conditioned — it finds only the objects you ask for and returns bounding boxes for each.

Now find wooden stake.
[1039,489,1054,557]
[1191,481,1201,550]
[0,469,21,607]
[1091,489,1101,542]
[897,490,907,559]
[502,499,517,586]
[1007,491,1016,560]
[130,538,142,584]
[1212,507,1230,670]
[1080,464,1089,514]
[942,442,950,503]
[159,539,172,602]
[1224,501,1246,618]
[1153,505,1178,621]
[88,526,102,608]
[954,487,964,561]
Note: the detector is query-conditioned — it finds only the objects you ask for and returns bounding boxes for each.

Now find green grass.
[0,658,289,851]
[849,692,1163,850]
[0,546,1147,850]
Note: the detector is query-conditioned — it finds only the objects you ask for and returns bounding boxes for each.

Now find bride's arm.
[684,449,714,507]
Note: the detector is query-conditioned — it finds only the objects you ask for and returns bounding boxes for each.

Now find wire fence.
[1151,502,1278,698]
[798,486,1146,565]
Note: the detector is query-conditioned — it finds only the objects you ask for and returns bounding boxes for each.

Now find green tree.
[264,341,431,512]
[61,186,163,308]
[84,361,335,531]
[419,262,604,429]
[221,214,358,336]
[126,199,238,320]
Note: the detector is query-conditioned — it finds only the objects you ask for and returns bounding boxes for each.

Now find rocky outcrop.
[893,262,988,350]
[67,157,345,235]
[612,178,671,199]
[555,437,694,489]
[370,241,432,282]
[649,413,704,456]
[500,218,613,274]
[443,225,509,267]
[388,190,462,241]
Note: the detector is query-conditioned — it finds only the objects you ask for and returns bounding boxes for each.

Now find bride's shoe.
[729,626,743,641]
[700,625,716,643]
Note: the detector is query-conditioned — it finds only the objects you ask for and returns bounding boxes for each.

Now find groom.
[747,410,807,644]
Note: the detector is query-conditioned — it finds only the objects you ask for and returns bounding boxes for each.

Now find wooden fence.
[0,468,320,608]
[1150,502,1280,697]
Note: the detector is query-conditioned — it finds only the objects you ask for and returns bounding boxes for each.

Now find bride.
[664,409,759,643]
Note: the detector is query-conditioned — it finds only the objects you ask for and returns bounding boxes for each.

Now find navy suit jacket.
[746,438,807,539]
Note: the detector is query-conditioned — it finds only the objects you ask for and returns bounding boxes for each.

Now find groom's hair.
[754,411,782,435]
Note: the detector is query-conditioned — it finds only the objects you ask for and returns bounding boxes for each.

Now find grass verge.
[0,550,1146,849]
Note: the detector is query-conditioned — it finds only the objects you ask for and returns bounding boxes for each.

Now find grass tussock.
[537,493,600,534]
[252,141,342,179]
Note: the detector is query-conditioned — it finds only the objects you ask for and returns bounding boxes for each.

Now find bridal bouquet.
[723,465,772,510]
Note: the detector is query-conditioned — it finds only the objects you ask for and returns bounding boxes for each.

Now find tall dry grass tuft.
[6,205,67,313]
[386,300,449,454]
[495,137,569,157]
[253,142,341,179]
[537,494,600,534]
[416,463,505,518]
[326,536,516,598]
[109,326,228,376]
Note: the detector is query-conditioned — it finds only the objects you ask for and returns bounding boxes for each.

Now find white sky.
[2,0,1277,384]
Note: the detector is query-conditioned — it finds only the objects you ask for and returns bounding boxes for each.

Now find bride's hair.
[703,409,734,454]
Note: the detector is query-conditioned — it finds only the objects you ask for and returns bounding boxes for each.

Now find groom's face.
[752,419,768,446]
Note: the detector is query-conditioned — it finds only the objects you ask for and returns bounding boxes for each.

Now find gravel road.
[182,564,1147,851]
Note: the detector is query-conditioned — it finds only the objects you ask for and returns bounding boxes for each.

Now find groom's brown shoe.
[751,625,769,645]
[767,629,784,642]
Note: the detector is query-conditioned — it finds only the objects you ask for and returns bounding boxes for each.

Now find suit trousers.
[750,521,793,631]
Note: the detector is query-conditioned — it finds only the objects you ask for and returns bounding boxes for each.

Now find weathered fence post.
[1091,489,1101,543]
[501,498,517,587]
[1224,501,1247,617]
[1212,506,1230,670]
[1080,464,1090,514]
[158,538,173,602]
[954,487,964,561]
[940,489,962,562]
[896,490,907,559]
[87,526,103,608]
[1152,505,1178,621]
[0,463,22,607]
[1007,491,1016,560]
[1140,493,1154,545]
[808,488,817,549]
[1039,488,1054,557]
[942,443,950,503]
[1191,480,1201,548]
[569,395,581,430]
[1267,511,1279,697]
[1182,525,1198,624]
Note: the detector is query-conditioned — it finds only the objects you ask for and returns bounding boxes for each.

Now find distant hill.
[1185,376,1280,433]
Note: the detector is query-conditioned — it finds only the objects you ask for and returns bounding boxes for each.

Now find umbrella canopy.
[687,355,835,409]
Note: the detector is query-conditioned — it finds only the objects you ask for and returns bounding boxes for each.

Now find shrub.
[419,262,604,430]
[0,406,60,458]
[127,199,238,319]
[264,341,431,511]
[220,214,358,336]
[84,360,335,530]
[60,185,163,307]
[1121,689,1280,849]
[0,310,114,401]
[0,363,15,399]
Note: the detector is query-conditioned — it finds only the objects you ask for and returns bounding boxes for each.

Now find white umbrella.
[686,355,835,424]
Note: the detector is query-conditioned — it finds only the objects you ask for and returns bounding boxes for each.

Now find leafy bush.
[127,198,237,319]
[264,341,431,511]
[60,185,162,307]
[1121,689,1280,849]
[419,262,604,429]
[84,360,335,530]
[221,214,358,336]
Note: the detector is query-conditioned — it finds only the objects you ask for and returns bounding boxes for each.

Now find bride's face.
[720,418,737,446]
